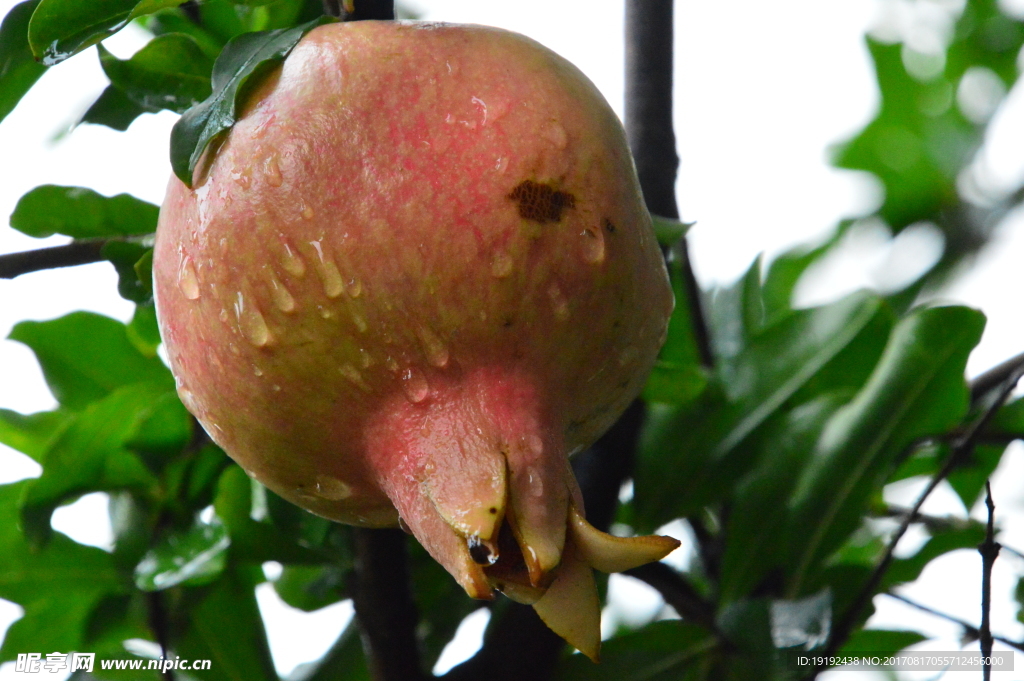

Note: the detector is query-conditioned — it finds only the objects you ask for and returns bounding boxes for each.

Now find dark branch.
[625,0,713,368]
[0,240,107,279]
[885,593,1024,653]
[979,482,1001,681]
[341,0,394,20]
[970,350,1024,406]
[350,528,427,681]
[623,562,718,633]
[442,603,564,681]
[817,362,1024,673]
[145,591,174,681]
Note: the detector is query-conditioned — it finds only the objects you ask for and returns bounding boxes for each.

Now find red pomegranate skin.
[154,21,676,658]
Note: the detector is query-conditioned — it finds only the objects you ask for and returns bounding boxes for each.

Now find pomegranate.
[154,21,677,659]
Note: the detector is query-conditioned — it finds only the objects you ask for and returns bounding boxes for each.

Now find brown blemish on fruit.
[604,218,616,233]
[508,180,576,223]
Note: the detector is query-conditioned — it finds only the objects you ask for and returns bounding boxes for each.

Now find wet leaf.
[10,185,158,239]
[134,516,230,590]
[98,33,213,114]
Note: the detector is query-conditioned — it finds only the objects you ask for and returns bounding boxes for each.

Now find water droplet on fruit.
[580,227,606,264]
[300,202,315,220]
[359,348,373,369]
[401,368,430,403]
[178,257,201,300]
[491,251,513,277]
[339,363,371,392]
[494,156,509,173]
[525,466,544,496]
[179,388,197,412]
[234,292,271,347]
[545,121,568,149]
[310,240,344,298]
[471,96,488,125]
[346,278,363,298]
[281,240,306,277]
[385,356,400,372]
[315,475,352,500]
[417,327,449,368]
[264,155,283,187]
[253,365,263,377]
[548,284,569,320]
[526,434,543,456]
[352,311,368,333]
[618,346,639,367]
[267,272,296,313]
[272,384,281,392]
[219,309,229,323]
[319,306,333,319]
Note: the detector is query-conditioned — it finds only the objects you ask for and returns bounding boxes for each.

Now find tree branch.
[341,0,394,20]
[145,591,174,681]
[815,361,1024,675]
[885,592,1024,653]
[350,528,427,681]
[622,562,718,633]
[625,0,713,369]
[979,481,1001,681]
[970,350,1024,406]
[0,240,107,279]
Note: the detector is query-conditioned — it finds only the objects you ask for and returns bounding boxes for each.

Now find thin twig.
[622,562,719,633]
[970,350,1024,406]
[979,481,1001,681]
[145,591,175,681]
[350,528,427,681]
[812,362,1024,677]
[885,593,1024,653]
[0,240,107,279]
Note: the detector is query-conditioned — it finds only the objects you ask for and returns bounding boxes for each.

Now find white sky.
[1,1,1024,679]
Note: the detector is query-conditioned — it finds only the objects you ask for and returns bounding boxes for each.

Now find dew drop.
[352,311,368,333]
[178,257,201,300]
[548,284,569,320]
[179,387,197,412]
[580,227,606,264]
[281,241,306,277]
[315,475,352,501]
[525,465,544,497]
[234,292,271,347]
[490,251,513,278]
[385,356,400,372]
[417,326,449,368]
[272,384,282,392]
[339,364,371,392]
[253,365,263,377]
[346,278,363,298]
[264,155,283,187]
[310,240,344,298]
[618,346,639,367]
[494,156,509,173]
[401,368,430,403]
[359,348,373,369]
[300,202,315,220]
[219,309,229,323]
[545,121,568,149]
[319,306,333,319]
[267,272,296,313]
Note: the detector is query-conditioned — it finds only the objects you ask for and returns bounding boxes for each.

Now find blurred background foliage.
[0,0,1023,680]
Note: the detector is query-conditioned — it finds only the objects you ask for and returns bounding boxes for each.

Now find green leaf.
[124,389,192,461]
[135,516,230,590]
[80,83,152,130]
[175,567,278,681]
[170,15,333,186]
[272,564,347,612]
[10,185,158,239]
[786,306,985,594]
[760,230,843,327]
[19,383,166,544]
[102,241,154,303]
[0,407,72,461]
[408,541,479,668]
[946,443,1005,512]
[553,621,716,681]
[98,34,213,114]
[290,621,370,681]
[128,300,163,357]
[650,215,693,247]
[838,628,927,657]
[9,311,172,409]
[719,395,846,604]
[0,0,47,124]
[27,0,187,65]
[0,481,129,663]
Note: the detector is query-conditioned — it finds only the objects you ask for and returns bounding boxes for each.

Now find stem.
[625,0,713,369]
[886,593,1024,653]
[145,591,174,681]
[350,528,427,681]
[0,240,107,279]
[622,562,718,633]
[979,481,1000,681]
